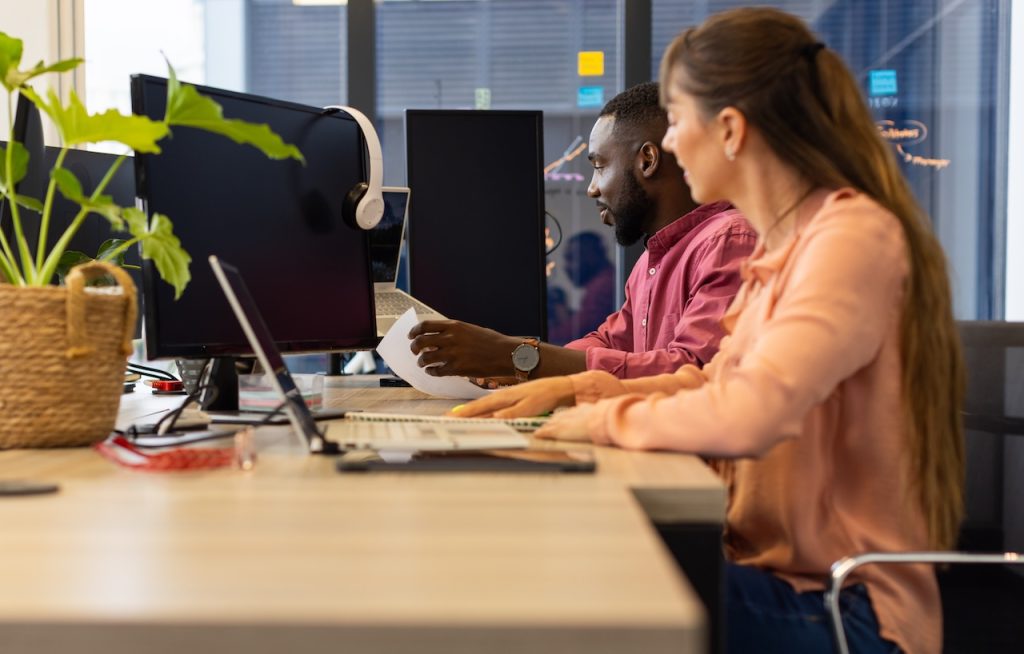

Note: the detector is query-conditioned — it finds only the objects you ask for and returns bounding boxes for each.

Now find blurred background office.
[10,0,1020,333]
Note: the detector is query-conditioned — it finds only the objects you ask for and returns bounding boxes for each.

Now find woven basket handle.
[65,261,138,359]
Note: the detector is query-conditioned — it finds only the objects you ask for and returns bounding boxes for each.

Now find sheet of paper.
[376,308,491,400]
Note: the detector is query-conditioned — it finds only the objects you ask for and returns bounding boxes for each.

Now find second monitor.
[404,110,547,340]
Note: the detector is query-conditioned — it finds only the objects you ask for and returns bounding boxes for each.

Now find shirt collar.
[645,200,734,259]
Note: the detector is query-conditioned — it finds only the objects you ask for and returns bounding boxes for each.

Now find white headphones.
[322,104,384,230]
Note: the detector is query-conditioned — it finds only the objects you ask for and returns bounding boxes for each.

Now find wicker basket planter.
[0,262,137,448]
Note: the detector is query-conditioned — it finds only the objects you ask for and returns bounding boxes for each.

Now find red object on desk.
[150,380,185,392]
[95,436,234,471]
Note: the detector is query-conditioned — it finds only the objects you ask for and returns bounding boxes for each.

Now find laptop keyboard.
[338,421,450,448]
[376,291,436,317]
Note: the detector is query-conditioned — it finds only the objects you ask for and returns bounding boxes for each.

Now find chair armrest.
[826,551,1024,654]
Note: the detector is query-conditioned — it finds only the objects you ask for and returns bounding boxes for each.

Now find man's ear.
[637,141,660,179]
[717,106,747,159]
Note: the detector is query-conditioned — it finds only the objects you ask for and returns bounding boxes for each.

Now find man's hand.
[451,377,576,419]
[409,320,519,378]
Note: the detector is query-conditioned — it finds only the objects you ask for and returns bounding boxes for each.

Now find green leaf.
[56,250,92,285]
[24,87,168,152]
[125,208,191,299]
[51,166,84,199]
[51,167,125,230]
[0,32,24,91]
[0,141,30,189]
[6,57,82,90]
[165,64,303,163]
[0,32,82,90]
[8,192,44,213]
[122,206,148,234]
[96,238,131,265]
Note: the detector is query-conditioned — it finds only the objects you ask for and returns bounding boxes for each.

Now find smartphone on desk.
[337,449,596,473]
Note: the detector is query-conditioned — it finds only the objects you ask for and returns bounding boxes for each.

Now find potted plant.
[0,31,304,448]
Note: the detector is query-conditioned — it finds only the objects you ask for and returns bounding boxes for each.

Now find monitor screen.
[405,110,547,339]
[132,74,377,358]
[51,148,141,337]
[368,187,409,285]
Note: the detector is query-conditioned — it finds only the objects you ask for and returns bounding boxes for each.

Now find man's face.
[586,115,654,247]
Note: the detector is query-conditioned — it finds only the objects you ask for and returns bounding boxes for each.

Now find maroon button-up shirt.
[565,201,756,378]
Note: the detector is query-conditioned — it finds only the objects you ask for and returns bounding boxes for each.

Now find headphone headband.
[323,104,384,229]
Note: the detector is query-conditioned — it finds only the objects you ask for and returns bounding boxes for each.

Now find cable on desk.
[127,362,179,382]
[120,429,238,449]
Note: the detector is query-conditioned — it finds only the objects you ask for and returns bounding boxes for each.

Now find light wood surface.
[0,378,725,654]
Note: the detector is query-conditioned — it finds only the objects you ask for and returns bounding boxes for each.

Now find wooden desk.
[0,380,725,654]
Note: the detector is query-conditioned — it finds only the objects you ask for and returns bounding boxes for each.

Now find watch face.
[512,343,540,371]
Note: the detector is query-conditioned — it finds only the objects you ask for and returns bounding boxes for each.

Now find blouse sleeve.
[584,204,908,456]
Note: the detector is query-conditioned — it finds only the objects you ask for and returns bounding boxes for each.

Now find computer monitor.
[131,74,378,361]
[404,110,547,340]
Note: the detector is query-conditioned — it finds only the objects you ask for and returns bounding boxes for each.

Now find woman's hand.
[452,376,576,419]
[533,404,597,442]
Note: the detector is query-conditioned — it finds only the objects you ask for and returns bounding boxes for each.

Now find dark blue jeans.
[725,563,903,654]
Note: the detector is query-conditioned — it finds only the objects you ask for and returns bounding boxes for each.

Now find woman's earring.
[725,147,736,162]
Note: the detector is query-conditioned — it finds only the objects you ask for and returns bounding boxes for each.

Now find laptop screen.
[368,188,410,284]
[209,256,325,450]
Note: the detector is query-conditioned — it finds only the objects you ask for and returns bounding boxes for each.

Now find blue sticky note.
[869,70,898,97]
[578,86,604,109]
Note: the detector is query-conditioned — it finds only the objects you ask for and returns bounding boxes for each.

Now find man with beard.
[408,82,756,382]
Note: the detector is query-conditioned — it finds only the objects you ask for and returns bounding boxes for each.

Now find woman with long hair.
[455,7,963,653]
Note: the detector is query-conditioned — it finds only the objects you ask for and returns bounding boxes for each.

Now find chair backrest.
[958,321,1024,427]
[956,321,1024,550]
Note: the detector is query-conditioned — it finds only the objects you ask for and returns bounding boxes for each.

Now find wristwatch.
[511,337,541,383]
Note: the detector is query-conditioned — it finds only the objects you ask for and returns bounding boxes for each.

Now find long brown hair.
[659,7,964,550]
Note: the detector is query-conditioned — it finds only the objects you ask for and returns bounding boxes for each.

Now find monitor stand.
[196,356,347,425]
[199,357,240,412]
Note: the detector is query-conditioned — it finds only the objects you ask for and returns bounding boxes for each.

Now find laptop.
[209,256,527,454]
[370,187,445,336]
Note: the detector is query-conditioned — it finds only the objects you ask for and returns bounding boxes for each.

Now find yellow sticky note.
[578,51,605,77]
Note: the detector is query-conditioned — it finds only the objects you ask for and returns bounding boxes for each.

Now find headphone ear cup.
[343,182,369,229]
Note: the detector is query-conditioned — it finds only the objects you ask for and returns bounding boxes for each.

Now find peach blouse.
[568,189,939,654]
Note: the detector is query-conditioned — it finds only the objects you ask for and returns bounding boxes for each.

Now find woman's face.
[661,81,729,204]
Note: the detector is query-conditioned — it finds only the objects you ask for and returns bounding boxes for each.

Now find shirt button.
[648,267,656,275]
[641,318,647,327]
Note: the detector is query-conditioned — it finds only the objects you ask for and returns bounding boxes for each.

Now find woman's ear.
[717,106,747,161]
[637,141,661,179]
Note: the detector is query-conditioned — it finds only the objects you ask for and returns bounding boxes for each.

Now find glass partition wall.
[83,0,1014,331]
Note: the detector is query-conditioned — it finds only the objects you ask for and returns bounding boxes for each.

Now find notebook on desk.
[370,187,445,336]
[209,255,526,454]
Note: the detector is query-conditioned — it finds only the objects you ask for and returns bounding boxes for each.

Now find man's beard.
[611,172,654,246]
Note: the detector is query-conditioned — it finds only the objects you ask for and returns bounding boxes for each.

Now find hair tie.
[801,42,826,60]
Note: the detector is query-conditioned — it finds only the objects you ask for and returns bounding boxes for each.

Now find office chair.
[826,321,1024,654]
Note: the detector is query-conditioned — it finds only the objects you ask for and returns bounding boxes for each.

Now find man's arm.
[409,320,587,378]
